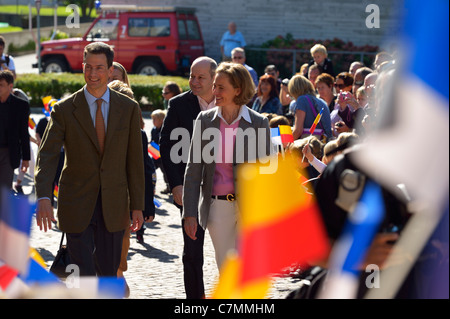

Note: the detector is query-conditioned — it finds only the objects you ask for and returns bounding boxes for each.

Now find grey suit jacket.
[182,106,273,229]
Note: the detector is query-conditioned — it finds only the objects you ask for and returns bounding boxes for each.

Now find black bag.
[49,233,71,278]
[286,266,328,299]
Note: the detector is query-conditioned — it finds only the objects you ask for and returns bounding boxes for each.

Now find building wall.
[101,0,404,61]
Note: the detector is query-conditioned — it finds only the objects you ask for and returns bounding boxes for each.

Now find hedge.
[15,73,190,111]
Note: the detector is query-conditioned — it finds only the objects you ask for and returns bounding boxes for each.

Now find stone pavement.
[23,113,302,299]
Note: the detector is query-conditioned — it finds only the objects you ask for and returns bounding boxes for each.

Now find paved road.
[14,53,38,75]
[23,113,301,299]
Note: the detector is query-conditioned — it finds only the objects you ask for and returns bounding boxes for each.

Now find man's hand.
[36,198,56,232]
[130,210,144,232]
[184,217,198,240]
[172,185,183,206]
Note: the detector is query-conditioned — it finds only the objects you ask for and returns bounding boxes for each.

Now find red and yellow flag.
[213,154,330,298]
[278,125,294,144]
[28,117,36,129]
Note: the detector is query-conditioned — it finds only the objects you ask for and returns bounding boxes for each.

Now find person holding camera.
[279,78,293,115]
[0,36,16,79]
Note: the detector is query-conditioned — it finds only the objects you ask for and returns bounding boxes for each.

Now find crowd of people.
[0,30,445,300]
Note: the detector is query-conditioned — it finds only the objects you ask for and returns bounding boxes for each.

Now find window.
[186,20,201,40]
[87,19,119,41]
[177,20,187,40]
[128,18,170,37]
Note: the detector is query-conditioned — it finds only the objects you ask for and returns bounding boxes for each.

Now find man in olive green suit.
[35,42,144,277]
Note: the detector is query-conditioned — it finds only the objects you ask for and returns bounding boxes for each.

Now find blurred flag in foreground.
[0,189,34,274]
[213,154,329,298]
[353,0,448,299]
[354,0,448,213]
[319,181,385,299]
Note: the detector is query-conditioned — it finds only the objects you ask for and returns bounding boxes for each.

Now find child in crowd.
[288,136,324,180]
[151,109,170,194]
[308,44,335,77]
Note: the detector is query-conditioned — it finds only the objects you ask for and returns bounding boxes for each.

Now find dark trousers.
[181,209,205,299]
[66,193,124,277]
[0,148,14,191]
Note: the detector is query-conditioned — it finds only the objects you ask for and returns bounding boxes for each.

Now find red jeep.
[35,5,205,75]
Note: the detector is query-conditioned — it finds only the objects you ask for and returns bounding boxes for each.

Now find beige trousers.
[206,198,238,273]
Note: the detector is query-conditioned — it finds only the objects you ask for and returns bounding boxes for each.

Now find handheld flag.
[148,142,161,160]
[42,96,58,114]
[309,108,324,135]
[279,125,294,144]
[270,128,282,145]
[270,126,294,145]
[28,117,36,129]
[0,189,35,274]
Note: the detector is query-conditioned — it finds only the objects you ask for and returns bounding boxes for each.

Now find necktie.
[95,98,105,155]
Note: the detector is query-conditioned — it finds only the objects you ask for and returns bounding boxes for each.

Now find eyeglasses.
[334,83,346,89]
[354,81,364,86]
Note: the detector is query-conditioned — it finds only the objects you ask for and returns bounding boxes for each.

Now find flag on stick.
[148,142,161,160]
[0,189,34,274]
[309,108,324,135]
[28,117,36,129]
[270,126,294,145]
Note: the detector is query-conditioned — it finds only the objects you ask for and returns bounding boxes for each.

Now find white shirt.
[212,105,252,125]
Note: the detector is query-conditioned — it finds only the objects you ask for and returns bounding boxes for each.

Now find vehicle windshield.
[87,19,119,41]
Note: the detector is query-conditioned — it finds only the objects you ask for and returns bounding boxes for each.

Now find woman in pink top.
[182,63,273,273]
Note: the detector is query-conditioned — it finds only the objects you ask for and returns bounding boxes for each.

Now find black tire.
[43,57,69,73]
[136,61,163,75]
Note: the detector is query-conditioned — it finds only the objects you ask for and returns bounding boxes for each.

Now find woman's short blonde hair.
[288,74,315,99]
[216,62,256,106]
[310,44,328,57]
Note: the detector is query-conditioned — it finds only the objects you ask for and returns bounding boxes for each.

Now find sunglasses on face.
[335,83,346,89]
